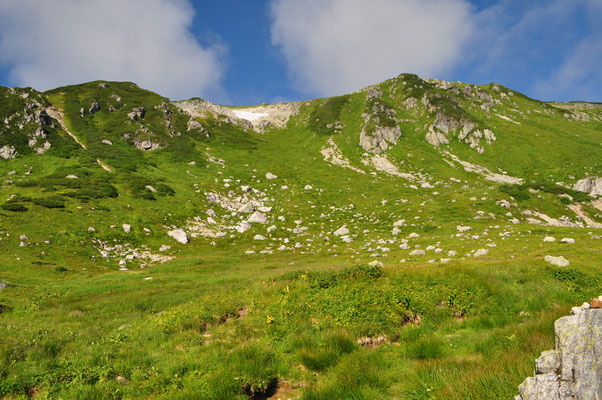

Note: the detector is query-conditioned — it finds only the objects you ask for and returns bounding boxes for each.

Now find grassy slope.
[0,78,600,399]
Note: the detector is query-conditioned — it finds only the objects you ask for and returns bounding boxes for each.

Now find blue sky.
[0,0,600,104]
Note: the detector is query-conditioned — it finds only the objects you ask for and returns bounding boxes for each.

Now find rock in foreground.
[516,297,601,400]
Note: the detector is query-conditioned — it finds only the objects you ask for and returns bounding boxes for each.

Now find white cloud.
[0,0,225,100]
[533,33,602,101]
[270,0,474,96]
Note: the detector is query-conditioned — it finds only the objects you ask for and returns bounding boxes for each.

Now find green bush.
[65,184,118,199]
[156,183,175,196]
[32,196,65,208]
[1,203,28,212]
[499,185,530,201]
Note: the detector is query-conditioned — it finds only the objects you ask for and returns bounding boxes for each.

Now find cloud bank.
[0,0,225,100]
[270,0,474,97]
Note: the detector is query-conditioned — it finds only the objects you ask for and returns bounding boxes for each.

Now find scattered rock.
[127,107,146,121]
[133,138,161,151]
[248,211,267,224]
[167,229,189,244]
[409,249,425,256]
[368,260,385,268]
[0,145,17,160]
[543,236,556,242]
[0,281,6,290]
[334,225,349,236]
[474,248,489,257]
[560,238,575,244]
[544,255,569,267]
[122,224,131,234]
[457,225,472,232]
[265,172,278,180]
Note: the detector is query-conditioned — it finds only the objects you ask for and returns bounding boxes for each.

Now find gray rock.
[0,281,6,290]
[516,305,601,400]
[333,225,349,236]
[425,129,449,146]
[187,118,202,131]
[89,100,100,114]
[360,125,402,153]
[101,139,113,145]
[474,248,489,257]
[0,145,17,160]
[133,139,161,151]
[248,211,267,224]
[238,202,255,214]
[545,255,569,267]
[122,224,131,234]
[127,107,146,121]
[573,176,602,197]
[536,350,560,374]
[167,229,189,244]
[368,260,384,268]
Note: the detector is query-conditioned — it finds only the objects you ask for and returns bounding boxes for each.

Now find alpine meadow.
[0,73,600,399]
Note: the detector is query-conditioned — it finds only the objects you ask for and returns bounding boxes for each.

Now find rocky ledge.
[516,296,601,400]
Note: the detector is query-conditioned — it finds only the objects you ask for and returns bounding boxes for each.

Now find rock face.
[574,176,602,197]
[0,145,17,160]
[359,100,402,154]
[516,299,601,400]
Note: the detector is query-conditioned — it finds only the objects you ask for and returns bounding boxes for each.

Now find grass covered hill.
[0,75,600,399]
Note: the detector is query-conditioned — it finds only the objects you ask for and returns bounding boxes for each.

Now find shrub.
[65,184,118,199]
[1,203,28,212]
[32,196,65,208]
[156,183,175,196]
[499,185,530,201]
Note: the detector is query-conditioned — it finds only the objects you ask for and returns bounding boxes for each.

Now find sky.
[0,0,600,105]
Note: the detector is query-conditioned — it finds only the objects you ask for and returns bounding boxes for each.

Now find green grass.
[0,77,600,399]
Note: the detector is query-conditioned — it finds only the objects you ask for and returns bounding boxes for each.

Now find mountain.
[0,75,600,399]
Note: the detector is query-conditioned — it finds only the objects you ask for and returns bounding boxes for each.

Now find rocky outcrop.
[127,107,146,121]
[89,100,100,114]
[573,177,602,197]
[133,138,161,151]
[0,145,17,160]
[359,101,402,153]
[516,298,601,400]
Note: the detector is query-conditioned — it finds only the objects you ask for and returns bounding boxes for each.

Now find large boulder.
[573,177,602,197]
[545,255,569,267]
[0,145,17,160]
[516,300,601,400]
[89,100,100,114]
[248,211,267,224]
[167,229,189,244]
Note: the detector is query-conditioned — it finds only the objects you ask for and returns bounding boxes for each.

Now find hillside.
[0,75,600,399]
